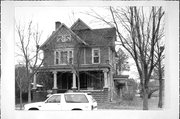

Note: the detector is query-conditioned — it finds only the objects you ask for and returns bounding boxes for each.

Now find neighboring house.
[32,19,118,102]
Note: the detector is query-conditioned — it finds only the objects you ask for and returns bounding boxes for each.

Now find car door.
[41,95,62,111]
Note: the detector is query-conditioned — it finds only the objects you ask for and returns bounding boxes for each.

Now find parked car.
[24,93,97,111]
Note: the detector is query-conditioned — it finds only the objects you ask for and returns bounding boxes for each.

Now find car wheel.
[29,108,39,110]
[71,108,82,111]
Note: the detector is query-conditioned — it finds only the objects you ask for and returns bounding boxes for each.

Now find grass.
[98,96,162,110]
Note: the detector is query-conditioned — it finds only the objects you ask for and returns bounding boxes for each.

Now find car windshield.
[65,94,89,103]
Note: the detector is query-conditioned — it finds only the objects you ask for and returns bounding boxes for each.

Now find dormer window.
[57,35,71,42]
[92,48,100,64]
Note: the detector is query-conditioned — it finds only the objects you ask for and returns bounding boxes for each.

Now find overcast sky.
[15,7,112,44]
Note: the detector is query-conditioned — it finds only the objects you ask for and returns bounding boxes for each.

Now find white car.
[24,93,97,111]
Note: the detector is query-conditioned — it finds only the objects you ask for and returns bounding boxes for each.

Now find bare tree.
[155,45,164,108]
[65,43,85,91]
[85,6,165,110]
[16,21,44,103]
[15,66,27,109]
[116,48,129,74]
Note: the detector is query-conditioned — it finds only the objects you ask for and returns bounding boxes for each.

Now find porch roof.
[113,75,129,84]
[38,64,111,72]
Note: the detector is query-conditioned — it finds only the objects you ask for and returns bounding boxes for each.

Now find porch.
[32,66,112,102]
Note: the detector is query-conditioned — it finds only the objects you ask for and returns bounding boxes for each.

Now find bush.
[122,92,135,101]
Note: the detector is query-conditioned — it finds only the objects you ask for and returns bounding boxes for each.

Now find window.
[69,51,73,64]
[46,95,61,103]
[54,49,73,65]
[55,51,59,65]
[60,51,68,64]
[64,94,89,103]
[92,48,100,64]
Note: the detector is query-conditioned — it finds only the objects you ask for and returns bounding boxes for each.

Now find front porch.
[32,66,112,102]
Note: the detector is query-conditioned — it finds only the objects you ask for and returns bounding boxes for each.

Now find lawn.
[98,96,162,110]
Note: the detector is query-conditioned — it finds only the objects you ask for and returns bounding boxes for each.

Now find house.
[32,19,119,102]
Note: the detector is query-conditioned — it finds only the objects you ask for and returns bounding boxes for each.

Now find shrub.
[122,92,135,101]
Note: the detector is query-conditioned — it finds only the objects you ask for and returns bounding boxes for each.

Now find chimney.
[55,21,61,30]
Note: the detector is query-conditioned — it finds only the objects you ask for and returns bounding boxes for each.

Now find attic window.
[57,35,71,42]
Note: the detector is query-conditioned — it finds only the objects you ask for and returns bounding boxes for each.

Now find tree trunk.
[19,88,23,110]
[143,86,149,110]
[158,79,163,108]
[158,58,163,108]
[77,74,80,91]
[28,83,31,103]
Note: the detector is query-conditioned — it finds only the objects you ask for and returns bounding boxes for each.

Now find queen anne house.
[32,19,127,102]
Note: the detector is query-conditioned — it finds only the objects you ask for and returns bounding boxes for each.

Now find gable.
[71,19,91,31]
[40,23,88,50]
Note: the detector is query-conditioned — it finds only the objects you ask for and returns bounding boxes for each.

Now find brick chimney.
[55,21,61,30]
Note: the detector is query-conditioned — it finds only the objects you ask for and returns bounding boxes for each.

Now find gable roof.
[40,23,88,49]
[71,18,91,31]
[73,27,116,47]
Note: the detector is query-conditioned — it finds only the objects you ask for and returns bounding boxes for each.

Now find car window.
[65,94,89,103]
[46,95,61,103]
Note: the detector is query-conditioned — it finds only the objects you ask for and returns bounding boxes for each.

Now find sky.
[15,7,112,44]
[15,6,139,79]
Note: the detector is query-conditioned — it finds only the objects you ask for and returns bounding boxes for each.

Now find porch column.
[103,69,108,88]
[52,71,58,89]
[32,73,37,90]
[72,71,77,90]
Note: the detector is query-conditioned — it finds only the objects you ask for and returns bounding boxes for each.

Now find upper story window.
[92,48,100,64]
[55,51,59,65]
[54,49,73,65]
[57,35,71,42]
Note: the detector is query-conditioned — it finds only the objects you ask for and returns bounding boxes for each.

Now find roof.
[71,18,91,30]
[73,27,116,47]
[38,64,111,72]
[52,92,89,95]
[40,19,116,49]
[113,75,129,79]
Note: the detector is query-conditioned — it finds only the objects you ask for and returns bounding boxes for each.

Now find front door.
[61,72,72,90]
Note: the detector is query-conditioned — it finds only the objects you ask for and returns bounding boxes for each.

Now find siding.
[100,47,109,64]
[43,50,54,66]
[44,46,114,66]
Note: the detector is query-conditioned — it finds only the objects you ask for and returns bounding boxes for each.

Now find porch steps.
[80,88,110,103]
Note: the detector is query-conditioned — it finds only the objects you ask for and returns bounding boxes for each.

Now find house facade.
[32,19,118,102]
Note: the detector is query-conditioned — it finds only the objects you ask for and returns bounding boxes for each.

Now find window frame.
[92,48,100,64]
[54,49,74,65]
